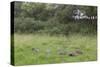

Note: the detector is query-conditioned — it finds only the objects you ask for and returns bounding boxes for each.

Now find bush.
[14,17,97,35]
[14,18,45,33]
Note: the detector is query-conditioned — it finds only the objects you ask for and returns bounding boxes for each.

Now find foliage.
[14,2,97,35]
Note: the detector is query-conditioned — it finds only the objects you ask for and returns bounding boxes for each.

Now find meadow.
[11,2,97,66]
[14,34,97,66]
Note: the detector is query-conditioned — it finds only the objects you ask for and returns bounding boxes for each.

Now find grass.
[13,34,97,66]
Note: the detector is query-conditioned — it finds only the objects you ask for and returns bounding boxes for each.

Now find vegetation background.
[14,2,97,35]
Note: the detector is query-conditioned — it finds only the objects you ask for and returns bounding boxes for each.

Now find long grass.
[13,34,97,66]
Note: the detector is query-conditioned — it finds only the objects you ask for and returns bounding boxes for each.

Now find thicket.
[13,2,97,35]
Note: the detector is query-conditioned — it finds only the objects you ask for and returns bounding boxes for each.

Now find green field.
[14,34,97,66]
